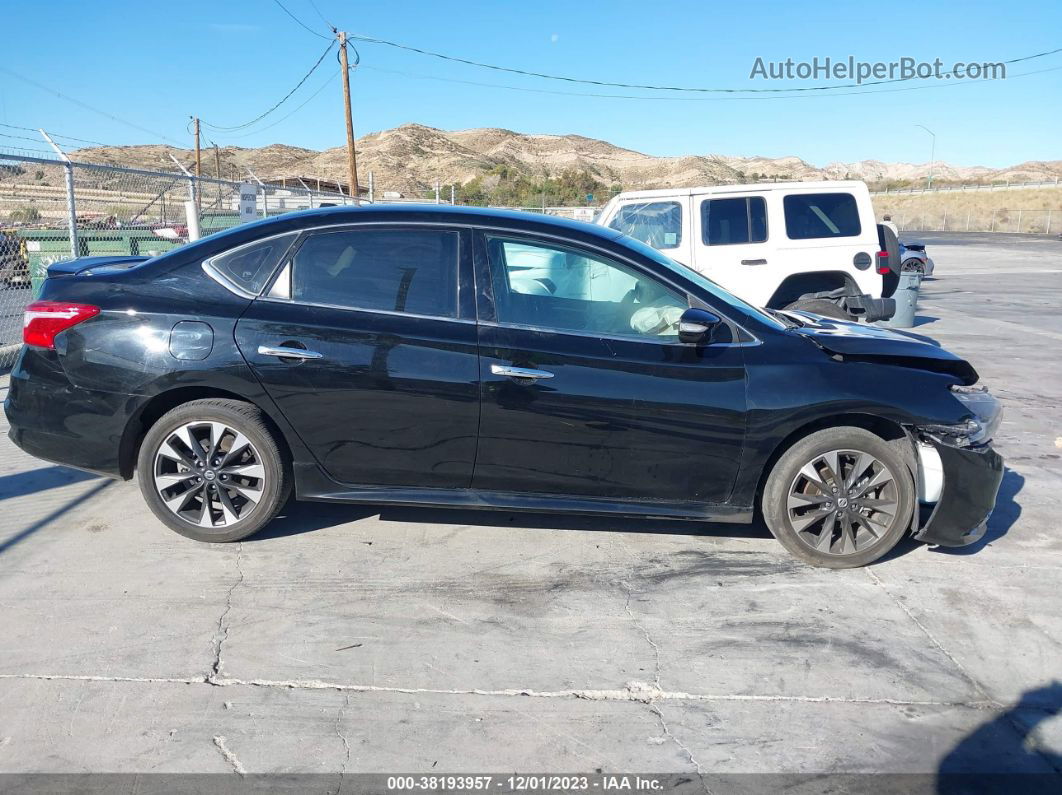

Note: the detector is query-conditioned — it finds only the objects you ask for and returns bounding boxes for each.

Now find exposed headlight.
[921,385,1002,448]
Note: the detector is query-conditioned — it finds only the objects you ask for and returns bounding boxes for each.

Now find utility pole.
[193,116,202,179]
[915,124,936,190]
[213,143,221,179]
[337,32,359,202]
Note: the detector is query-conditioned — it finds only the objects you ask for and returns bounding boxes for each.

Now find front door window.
[485,236,688,339]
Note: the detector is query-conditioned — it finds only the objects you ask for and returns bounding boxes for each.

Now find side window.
[208,232,298,294]
[700,197,767,246]
[607,201,683,250]
[783,193,861,239]
[291,228,459,318]
[486,236,687,339]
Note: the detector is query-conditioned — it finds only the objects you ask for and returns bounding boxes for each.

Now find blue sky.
[2,0,1059,168]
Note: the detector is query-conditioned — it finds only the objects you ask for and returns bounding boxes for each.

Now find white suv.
[596,181,895,322]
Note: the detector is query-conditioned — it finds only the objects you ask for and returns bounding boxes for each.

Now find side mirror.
[678,307,722,345]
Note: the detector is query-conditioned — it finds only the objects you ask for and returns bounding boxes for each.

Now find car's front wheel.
[762,427,914,568]
[137,399,290,542]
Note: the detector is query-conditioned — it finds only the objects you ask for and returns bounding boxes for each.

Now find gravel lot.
[1,232,1060,779]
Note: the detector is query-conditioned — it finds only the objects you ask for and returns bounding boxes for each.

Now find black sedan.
[5,205,1003,568]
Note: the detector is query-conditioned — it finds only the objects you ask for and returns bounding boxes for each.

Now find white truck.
[595,180,895,322]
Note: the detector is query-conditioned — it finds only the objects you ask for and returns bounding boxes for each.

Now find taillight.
[876,250,891,275]
[23,301,100,349]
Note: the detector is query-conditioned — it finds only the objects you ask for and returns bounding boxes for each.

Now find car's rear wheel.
[137,399,290,542]
[762,427,914,568]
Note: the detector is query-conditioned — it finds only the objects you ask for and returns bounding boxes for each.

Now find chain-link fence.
[887,209,1057,234]
[0,150,358,368]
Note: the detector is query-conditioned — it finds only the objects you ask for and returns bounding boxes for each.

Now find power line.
[0,122,110,147]
[0,131,54,145]
[361,61,1062,102]
[307,0,337,33]
[271,0,331,40]
[347,33,1062,94]
[201,40,335,132]
[0,132,56,154]
[0,67,183,144]
[227,69,339,139]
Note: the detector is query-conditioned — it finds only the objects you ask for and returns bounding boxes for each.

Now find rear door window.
[607,201,683,250]
[290,228,460,318]
[700,197,767,245]
[783,193,861,239]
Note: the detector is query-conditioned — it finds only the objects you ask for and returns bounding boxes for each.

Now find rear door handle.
[491,364,554,380]
[741,258,768,266]
[258,344,323,361]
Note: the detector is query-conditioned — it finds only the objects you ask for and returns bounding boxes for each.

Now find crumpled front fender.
[914,441,1004,547]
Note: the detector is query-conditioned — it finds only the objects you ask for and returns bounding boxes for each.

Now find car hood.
[786,312,978,384]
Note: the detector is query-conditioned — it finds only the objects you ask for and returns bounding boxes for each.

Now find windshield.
[616,234,787,330]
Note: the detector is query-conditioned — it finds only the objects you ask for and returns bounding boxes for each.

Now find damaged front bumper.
[915,440,1004,547]
[841,293,895,323]
[809,287,896,322]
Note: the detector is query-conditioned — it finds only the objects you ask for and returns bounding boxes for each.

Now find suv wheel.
[137,399,290,542]
[762,427,914,568]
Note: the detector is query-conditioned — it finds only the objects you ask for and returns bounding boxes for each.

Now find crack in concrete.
[865,567,1062,776]
[864,568,997,705]
[210,544,245,680]
[649,704,710,794]
[335,692,352,774]
[623,583,662,688]
[0,673,999,709]
[212,735,246,776]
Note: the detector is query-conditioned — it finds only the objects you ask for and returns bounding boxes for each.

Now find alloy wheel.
[786,448,899,557]
[153,420,266,529]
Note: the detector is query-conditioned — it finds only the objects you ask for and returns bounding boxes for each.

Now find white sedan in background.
[900,241,935,277]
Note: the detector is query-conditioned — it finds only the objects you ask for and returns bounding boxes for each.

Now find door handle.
[258,344,323,361]
[740,258,768,266]
[491,364,554,380]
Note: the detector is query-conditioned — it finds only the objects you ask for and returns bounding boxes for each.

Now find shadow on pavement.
[913,314,941,329]
[938,681,1062,786]
[0,479,112,555]
[251,499,380,541]
[0,465,98,502]
[250,496,778,544]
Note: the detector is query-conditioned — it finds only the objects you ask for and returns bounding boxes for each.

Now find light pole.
[914,124,936,190]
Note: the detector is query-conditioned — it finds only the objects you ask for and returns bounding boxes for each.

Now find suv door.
[691,193,773,306]
[234,225,480,488]
[770,189,881,302]
[472,231,747,504]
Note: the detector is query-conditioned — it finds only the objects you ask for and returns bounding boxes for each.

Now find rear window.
[292,228,459,318]
[784,193,861,239]
[208,232,298,294]
[700,197,767,246]
[607,201,682,250]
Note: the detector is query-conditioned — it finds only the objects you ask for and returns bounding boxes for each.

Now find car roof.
[235,202,621,242]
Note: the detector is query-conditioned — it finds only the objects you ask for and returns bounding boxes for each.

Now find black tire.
[137,398,290,542]
[784,297,849,320]
[762,427,915,568]
[879,225,901,298]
